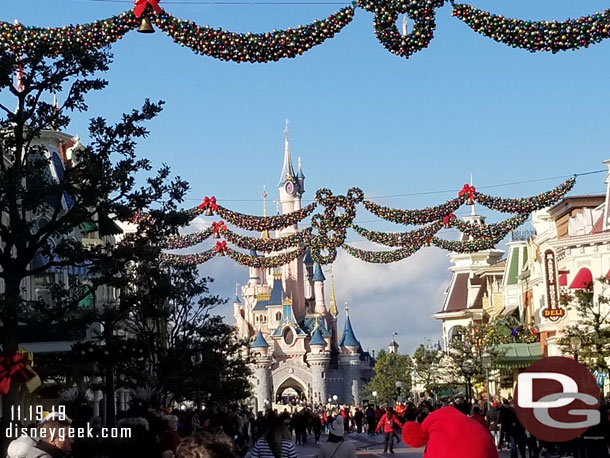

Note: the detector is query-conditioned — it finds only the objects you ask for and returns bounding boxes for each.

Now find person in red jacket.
[402,406,498,458]
[376,408,403,454]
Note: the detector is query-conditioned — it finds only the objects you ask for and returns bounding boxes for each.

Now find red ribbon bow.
[133,0,162,18]
[212,221,227,233]
[199,196,218,211]
[458,184,476,200]
[0,353,29,396]
[442,213,456,226]
[215,241,228,253]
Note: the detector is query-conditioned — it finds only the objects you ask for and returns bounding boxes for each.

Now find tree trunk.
[104,319,115,427]
[1,277,22,454]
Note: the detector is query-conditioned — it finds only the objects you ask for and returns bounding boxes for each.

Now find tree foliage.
[559,278,610,374]
[364,349,411,404]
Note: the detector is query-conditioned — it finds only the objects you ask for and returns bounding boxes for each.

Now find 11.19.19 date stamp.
[11,405,66,423]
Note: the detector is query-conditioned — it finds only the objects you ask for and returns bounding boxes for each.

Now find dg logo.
[514,356,600,442]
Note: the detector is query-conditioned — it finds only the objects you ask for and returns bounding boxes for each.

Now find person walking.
[251,413,298,458]
[486,402,501,450]
[365,405,376,436]
[317,416,356,458]
[375,408,403,454]
[353,408,364,434]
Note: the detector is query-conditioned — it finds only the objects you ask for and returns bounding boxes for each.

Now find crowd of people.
[5,396,610,458]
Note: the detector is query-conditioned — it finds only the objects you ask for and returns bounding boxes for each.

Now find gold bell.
[213,231,220,239]
[467,197,474,205]
[218,250,226,257]
[137,17,155,34]
[205,207,214,216]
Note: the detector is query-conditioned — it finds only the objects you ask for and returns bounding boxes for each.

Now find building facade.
[234,128,373,411]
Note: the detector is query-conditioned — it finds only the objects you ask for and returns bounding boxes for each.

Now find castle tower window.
[283,328,295,345]
[276,312,282,321]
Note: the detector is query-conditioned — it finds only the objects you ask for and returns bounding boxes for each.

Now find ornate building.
[233,126,373,411]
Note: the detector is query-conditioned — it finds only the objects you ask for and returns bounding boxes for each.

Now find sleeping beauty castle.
[233,125,374,411]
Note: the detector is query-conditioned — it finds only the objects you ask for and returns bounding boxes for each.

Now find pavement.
[296,432,514,458]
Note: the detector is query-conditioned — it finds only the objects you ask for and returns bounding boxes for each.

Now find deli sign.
[543,249,566,321]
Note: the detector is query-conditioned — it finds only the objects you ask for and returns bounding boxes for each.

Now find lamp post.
[461,359,475,407]
[481,352,492,411]
[395,380,403,404]
[570,336,582,362]
[372,391,378,407]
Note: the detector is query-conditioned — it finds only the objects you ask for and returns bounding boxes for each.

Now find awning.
[502,304,519,316]
[80,222,98,233]
[569,268,593,290]
[559,273,567,287]
[495,342,543,369]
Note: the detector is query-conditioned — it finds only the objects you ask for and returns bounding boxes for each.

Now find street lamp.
[372,391,378,407]
[570,336,582,362]
[461,359,475,407]
[481,352,492,411]
[395,381,403,404]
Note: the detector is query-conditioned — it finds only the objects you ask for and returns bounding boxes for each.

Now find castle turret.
[297,156,305,194]
[313,263,327,315]
[304,250,315,300]
[248,250,261,285]
[250,330,272,411]
[308,325,330,405]
[339,303,362,405]
[328,270,339,348]
[388,333,400,354]
[233,284,242,320]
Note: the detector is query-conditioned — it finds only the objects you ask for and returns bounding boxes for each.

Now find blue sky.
[3,0,610,353]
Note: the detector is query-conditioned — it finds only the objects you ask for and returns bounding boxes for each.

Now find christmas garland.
[160,247,217,266]
[362,195,466,225]
[0,12,138,56]
[310,187,362,264]
[3,2,610,63]
[226,246,306,268]
[451,213,528,239]
[223,226,313,252]
[161,227,214,249]
[452,4,610,53]
[352,221,443,247]
[358,0,446,59]
[474,177,575,213]
[430,234,504,253]
[343,244,418,263]
[194,197,317,231]
[154,7,355,64]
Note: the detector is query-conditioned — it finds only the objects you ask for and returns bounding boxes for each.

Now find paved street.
[295,433,513,458]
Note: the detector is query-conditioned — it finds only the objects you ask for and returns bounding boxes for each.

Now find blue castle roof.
[339,313,360,348]
[273,303,306,337]
[304,250,314,265]
[312,263,325,282]
[309,327,326,346]
[253,277,283,311]
[251,330,269,348]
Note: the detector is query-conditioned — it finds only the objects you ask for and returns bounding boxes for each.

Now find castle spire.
[329,267,338,318]
[278,119,296,186]
[339,301,360,348]
[262,186,270,240]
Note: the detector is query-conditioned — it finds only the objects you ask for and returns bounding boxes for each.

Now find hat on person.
[402,407,498,458]
[329,415,344,436]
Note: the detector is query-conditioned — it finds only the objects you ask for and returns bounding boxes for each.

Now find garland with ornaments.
[159,177,574,267]
[3,1,610,63]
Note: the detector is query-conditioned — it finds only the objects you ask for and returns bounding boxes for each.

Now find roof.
[272,303,306,337]
[250,330,269,348]
[278,128,296,186]
[443,273,469,312]
[569,267,593,290]
[495,342,543,369]
[253,278,283,310]
[591,214,605,234]
[249,249,258,257]
[99,213,123,236]
[339,313,359,348]
[304,250,314,265]
[302,316,331,337]
[506,246,520,285]
[548,195,605,220]
[309,327,326,346]
[312,263,325,282]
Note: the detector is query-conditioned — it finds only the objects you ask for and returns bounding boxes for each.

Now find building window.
[256,315,259,322]
[276,312,282,321]
[283,327,295,346]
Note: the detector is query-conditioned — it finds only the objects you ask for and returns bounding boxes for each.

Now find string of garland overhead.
[160,176,575,267]
[3,1,610,62]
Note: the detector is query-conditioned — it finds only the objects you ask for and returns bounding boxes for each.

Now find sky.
[3,0,610,354]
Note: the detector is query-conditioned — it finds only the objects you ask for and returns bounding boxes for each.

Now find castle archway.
[275,377,307,405]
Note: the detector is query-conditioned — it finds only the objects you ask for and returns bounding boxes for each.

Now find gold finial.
[328,265,338,318]
[344,301,349,316]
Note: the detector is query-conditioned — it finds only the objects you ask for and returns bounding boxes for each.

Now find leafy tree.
[0,41,189,442]
[364,349,411,404]
[123,264,252,407]
[412,343,444,392]
[559,278,610,378]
